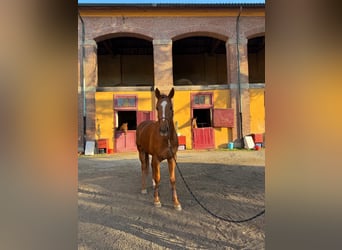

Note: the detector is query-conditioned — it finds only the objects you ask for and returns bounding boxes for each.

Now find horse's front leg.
[151,157,161,207]
[139,151,149,194]
[168,157,182,211]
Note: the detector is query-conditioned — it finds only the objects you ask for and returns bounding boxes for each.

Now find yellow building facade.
[78,2,265,153]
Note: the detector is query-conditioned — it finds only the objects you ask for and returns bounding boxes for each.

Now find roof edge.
[78,3,265,8]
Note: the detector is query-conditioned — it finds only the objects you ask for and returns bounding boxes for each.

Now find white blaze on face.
[160,100,167,120]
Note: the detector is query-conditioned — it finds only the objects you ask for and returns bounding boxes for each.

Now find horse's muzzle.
[159,120,169,136]
[159,127,169,136]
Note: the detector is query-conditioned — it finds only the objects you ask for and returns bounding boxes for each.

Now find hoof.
[154,201,162,207]
[174,204,182,211]
[141,189,147,194]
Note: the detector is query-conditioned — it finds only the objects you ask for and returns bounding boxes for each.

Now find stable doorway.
[191,93,215,149]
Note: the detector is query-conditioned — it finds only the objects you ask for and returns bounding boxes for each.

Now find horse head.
[120,122,128,134]
[155,88,174,137]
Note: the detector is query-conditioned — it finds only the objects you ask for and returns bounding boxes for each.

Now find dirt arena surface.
[78,149,265,249]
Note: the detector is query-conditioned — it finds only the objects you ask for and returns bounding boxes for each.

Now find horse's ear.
[155,88,161,99]
[168,88,175,99]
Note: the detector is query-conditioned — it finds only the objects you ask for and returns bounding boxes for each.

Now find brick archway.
[94,32,153,43]
[172,31,228,42]
[244,26,265,40]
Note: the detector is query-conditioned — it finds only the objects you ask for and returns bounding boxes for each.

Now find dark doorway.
[193,109,211,128]
[117,111,137,130]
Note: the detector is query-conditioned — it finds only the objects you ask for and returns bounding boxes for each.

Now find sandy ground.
[78,149,265,249]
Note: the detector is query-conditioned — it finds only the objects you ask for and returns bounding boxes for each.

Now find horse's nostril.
[159,125,169,136]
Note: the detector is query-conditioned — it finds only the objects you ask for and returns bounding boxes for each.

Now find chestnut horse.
[136,88,181,211]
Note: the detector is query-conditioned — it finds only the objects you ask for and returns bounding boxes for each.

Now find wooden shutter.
[213,108,234,128]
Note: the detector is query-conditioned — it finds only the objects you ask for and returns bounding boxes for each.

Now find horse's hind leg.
[168,157,182,211]
[140,151,149,194]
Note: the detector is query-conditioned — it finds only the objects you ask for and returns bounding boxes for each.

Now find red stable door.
[114,110,153,153]
[114,131,136,153]
[191,92,215,150]
[191,108,215,150]
[192,127,215,149]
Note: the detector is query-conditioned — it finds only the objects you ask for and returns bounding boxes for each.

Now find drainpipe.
[236,6,243,144]
[78,10,87,151]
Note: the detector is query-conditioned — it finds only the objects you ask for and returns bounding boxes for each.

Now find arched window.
[248,36,265,83]
[97,36,154,87]
[173,36,227,86]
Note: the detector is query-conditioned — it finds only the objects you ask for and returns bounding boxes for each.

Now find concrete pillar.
[83,39,97,141]
[152,39,174,94]
[78,44,84,152]
[227,37,251,145]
